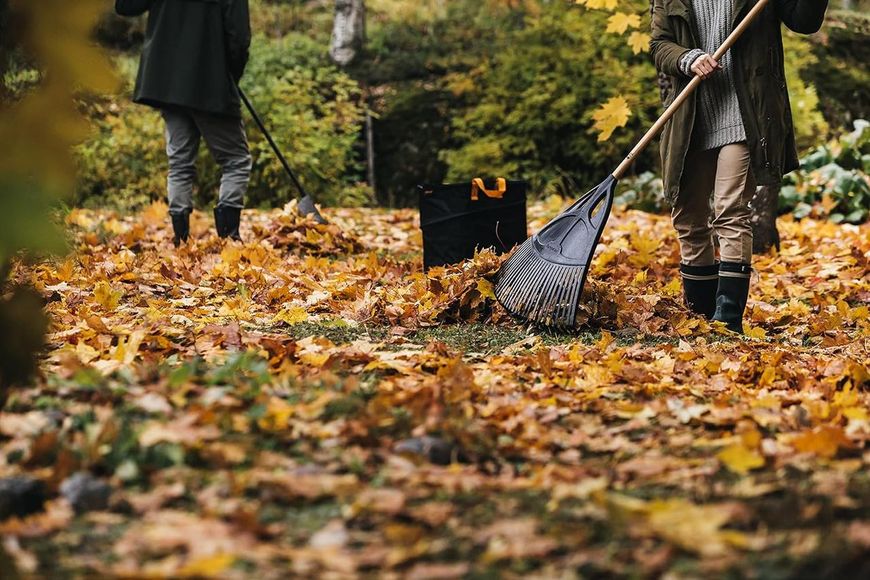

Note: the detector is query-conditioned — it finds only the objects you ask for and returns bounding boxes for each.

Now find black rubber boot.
[713,262,751,334]
[214,206,242,241]
[680,263,719,319]
[170,211,190,247]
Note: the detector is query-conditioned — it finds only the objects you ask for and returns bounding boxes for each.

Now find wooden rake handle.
[612,0,770,181]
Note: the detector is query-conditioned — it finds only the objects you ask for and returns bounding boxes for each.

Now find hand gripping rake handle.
[611,0,770,181]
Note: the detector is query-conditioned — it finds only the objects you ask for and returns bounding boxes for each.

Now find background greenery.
[18,0,870,218]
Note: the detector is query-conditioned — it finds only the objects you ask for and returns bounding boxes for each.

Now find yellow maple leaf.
[628,233,660,268]
[476,278,496,300]
[745,325,767,340]
[646,499,740,557]
[258,398,294,432]
[628,31,650,54]
[575,0,618,10]
[717,444,765,475]
[274,306,309,325]
[792,425,851,458]
[663,277,682,296]
[592,96,632,142]
[844,406,869,422]
[606,12,641,34]
[178,553,236,577]
[849,305,869,323]
[93,280,122,311]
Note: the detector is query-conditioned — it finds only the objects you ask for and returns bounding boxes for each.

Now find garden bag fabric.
[418,178,528,270]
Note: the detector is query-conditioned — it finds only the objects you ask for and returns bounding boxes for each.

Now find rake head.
[495,175,616,329]
[299,194,327,225]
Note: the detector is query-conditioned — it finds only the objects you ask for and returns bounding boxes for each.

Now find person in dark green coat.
[650,0,828,333]
[115,0,252,244]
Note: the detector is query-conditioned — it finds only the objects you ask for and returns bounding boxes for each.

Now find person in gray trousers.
[115,0,252,244]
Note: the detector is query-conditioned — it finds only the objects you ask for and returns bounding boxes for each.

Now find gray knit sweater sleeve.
[688,0,747,151]
[679,48,705,77]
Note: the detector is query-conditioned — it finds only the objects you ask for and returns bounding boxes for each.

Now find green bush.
[437,2,660,197]
[807,11,870,129]
[614,172,666,214]
[780,120,870,224]
[75,33,367,211]
[783,32,830,151]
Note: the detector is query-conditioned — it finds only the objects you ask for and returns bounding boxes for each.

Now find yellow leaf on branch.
[575,0,618,10]
[606,12,641,34]
[592,96,632,142]
[628,31,650,54]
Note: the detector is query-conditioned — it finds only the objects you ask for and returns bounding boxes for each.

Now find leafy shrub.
[438,2,660,198]
[780,120,870,224]
[76,33,367,211]
[94,12,145,51]
[783,32,830,151]
[76,100,166,210]
[804,10,870,128]
[364,0,526,206]
[614,172,666,214]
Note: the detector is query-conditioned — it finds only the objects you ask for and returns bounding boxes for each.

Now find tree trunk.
[329,0,365,67]
[330,0,376,199]
[750,184,781,254]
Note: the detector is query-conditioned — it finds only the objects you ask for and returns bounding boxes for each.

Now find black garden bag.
[418,178,528,270]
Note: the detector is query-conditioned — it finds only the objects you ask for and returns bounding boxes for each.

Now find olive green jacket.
[650,0,828,206]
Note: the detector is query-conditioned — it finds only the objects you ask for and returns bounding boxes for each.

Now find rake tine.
[554,267,575,324]
[566,274,582,326]
[527,265,553,319]
[567,271,585,326]
[498,244,531,291]
[533,265,564,322]
[557,269,578,327]
[544,267,569,324]
[506,245,534,285]
[513,256,542,310]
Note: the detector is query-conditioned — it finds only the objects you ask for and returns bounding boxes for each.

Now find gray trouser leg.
[190,110,252,209]
[161,108,201,216]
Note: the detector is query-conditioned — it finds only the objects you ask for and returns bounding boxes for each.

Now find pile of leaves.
[0,199,868,577]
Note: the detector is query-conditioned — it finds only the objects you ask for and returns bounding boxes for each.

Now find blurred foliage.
[780,120,870,224]
[804,10,870,128]
[614,171,665,213]
[93,10,145,51]
[365,0,839,205]
[615,122,870,224]
[783,33,830,151]
[76,34,368,211]
[0,0,117,393]
[8,0,867,222]
[440,1,659,197]
[364,0,657,204]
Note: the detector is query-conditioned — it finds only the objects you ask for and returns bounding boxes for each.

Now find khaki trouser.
[671,142,755,266]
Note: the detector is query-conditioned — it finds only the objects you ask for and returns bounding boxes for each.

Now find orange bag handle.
[471,177,507,201]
